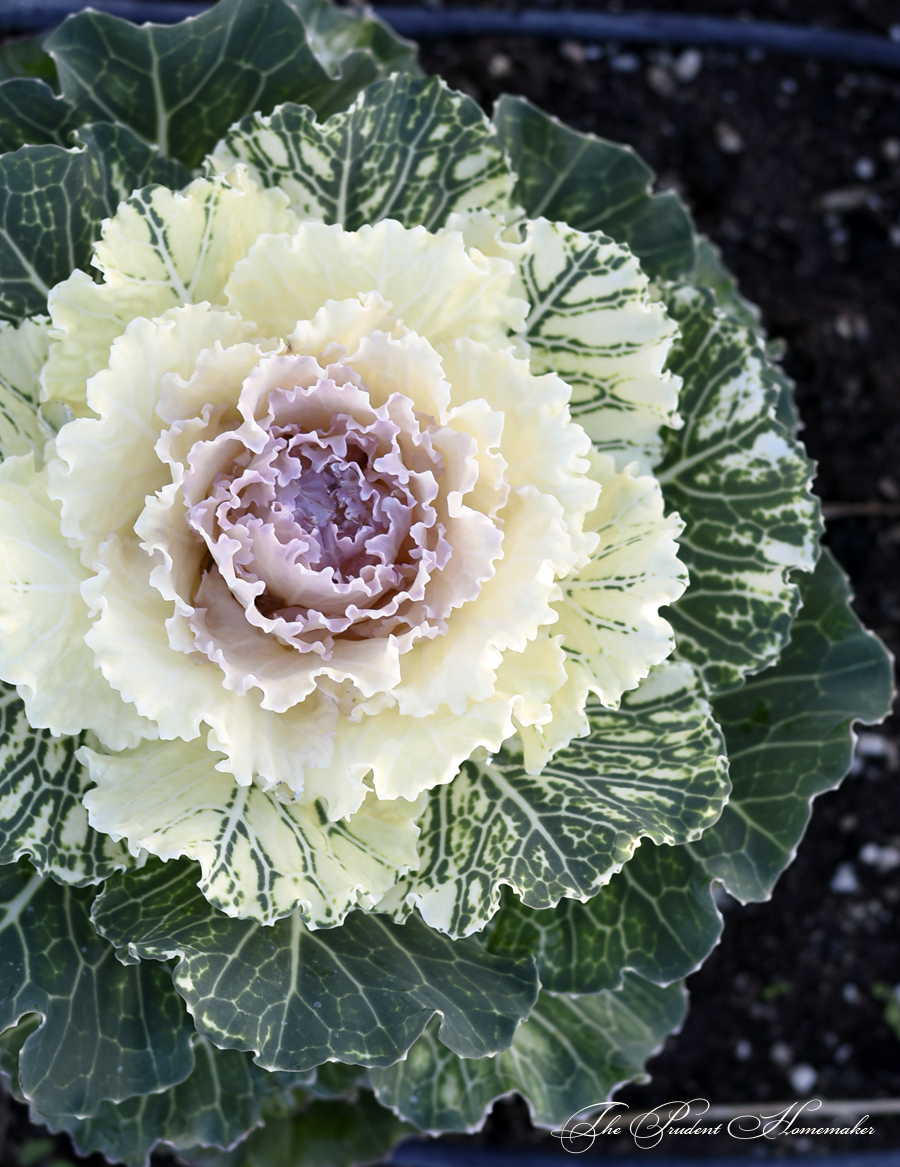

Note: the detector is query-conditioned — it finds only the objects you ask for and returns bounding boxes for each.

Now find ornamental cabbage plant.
[0,1,891,1164]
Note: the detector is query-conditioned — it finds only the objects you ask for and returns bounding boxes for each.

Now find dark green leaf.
[370,975,686,1131]
[286,0,420,77]
[382,661,728,938]
[73,122,192,204]
[0,80,82,153]
[0,127,192,324]
[46,0,385,168]
[91,858,539,1073]
[213,75,513,231]
[0,39,58,88]
[189,1087,416,1167]
[38,1038,294,1167]
[657,282,823,691]
[0,143,106,322]
[692,548,895,901]
[492,94,695,278]
[0,1012,39,1098]
[687,236,762,334]
[487,841,721,994]
[0,863,193,1116]
[0,682,131,885]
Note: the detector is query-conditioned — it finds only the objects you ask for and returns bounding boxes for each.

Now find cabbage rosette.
[0,164,688,928]
[0,4,889,1158]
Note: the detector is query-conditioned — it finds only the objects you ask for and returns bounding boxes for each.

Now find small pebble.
[859,842,900,873]
[789,1064,817,1094]
[559,40,585,65]
[610,52,640,73]
[834,1043,853,1065]
[673,48,702,82]
[830,861,860,894]
[735,1039,752,1061]
[857,732,897,765]
[834,311,869,341]
[843,982,861,1004]
[488,53,513,79]
[770,1041,792,1068]
[780,77,798,95]
[882,138,900,162]
[714,121,744,154]
[855,156,876,181]
[647,65,676,97]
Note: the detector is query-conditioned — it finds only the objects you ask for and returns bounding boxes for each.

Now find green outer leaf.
[0,1012,39,1097]
[45,0,384,168]
[73,122,192,205]
[91,858,539,1073]
[0,79,82,153]
[0,862,194,1116]
[0,128,192,324]
[0,143,105,322]
[212,75,514,232]
[286,0,420,77]
[383,661,728,939]
[486,841,721,994]
[370,974,686,1133]
[0,682,130,885]
[493,94,695,278]
[687,236,762,335]
[657,282,823,692]
[0,39,58,88]
[188,1088,416,1167]
[692,547,895,901]
[37,1038,292,1167]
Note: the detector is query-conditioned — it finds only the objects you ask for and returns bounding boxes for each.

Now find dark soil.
[4,0,900,1163]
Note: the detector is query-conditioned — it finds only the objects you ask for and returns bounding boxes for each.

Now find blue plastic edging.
[375,8,900,69]
[389,1144,900,1167]
[3,1,900,72]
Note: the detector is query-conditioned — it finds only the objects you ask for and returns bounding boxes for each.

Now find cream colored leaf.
[225,218,525,352]
[521,218,681,474]
[0,317,50,460]
[553,451,687,716]
[42,170,296,412]
[0,454,153,750]
[82,736,423,927]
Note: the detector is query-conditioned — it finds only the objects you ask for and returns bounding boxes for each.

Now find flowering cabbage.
[0,2,890,1164]
[0,167,687,928]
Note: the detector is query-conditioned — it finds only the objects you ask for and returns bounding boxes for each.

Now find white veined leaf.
[657,282,822,692]
[520,217,681,475]
[211,73,514,232]
[380,660,729,939]
[82,736,424,928]
[0,682,131,886]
